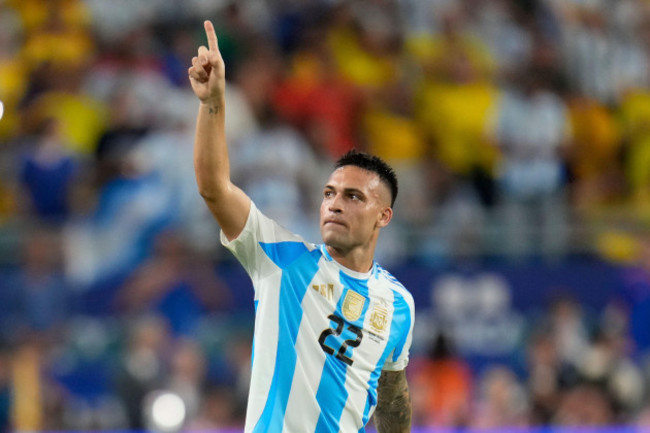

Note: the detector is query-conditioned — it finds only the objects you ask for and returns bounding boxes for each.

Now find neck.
[325,244,375,273]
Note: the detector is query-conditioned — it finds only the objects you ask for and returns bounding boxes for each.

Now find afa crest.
[369,304,389,334]
[342,290,365,322]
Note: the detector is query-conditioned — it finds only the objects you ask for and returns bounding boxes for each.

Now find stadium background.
[1,0,650,431]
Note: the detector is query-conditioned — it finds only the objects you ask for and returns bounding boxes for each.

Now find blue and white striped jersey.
[221,202,415,433]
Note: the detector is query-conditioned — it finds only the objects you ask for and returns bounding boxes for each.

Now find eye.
[324,190,334,198]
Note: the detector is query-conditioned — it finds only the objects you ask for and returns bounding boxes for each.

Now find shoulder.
[252,208,319,267]
[374,265,414,310]
[221,201,319,272]
[238,202,312,245]
[259,238,320,269]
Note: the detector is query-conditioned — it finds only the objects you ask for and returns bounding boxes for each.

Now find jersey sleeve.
[382,291,415,372]
[220,201,308,281]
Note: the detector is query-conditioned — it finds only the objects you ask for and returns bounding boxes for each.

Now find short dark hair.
[335,150,398,207]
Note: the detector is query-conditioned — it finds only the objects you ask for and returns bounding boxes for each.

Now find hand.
[188,20,226,106]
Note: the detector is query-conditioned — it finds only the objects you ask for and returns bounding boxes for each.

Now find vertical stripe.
[252,248,321,433]
[251,300,259,366]
[313,342,349,433]
[281,264,333,432]
[358,289,411,431]
[390,300,411,362]
[314,271,370,432]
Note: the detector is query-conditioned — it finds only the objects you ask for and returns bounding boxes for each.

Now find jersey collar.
[319,244,377,280]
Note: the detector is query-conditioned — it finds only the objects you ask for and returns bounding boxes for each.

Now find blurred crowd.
[2,0,650,431]
[411,290,650,429]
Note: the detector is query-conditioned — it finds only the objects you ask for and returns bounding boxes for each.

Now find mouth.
[323,219,347,228]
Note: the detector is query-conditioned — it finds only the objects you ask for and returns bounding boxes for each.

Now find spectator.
[115,230,232,336]
[63,139,175,294]
[470,365,530,428]
[2,228,70,341]
[525,331,579,424]
[409,333,472,427]
[547,295,590,368]
[619,86,650,207]
[230,104,324,241]
[0,7,27,140]
[553,383,615,426]
[188,385,241,430]
[114,315,170,430]
[565,92,623,210]
[17,118,77,224]
[166,338,207,423]
[327,2,402,96]
[272,19,363,160]
[490,65,571,258]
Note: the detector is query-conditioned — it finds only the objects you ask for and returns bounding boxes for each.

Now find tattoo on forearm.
[374,370,412,433]
[208,105,220,115]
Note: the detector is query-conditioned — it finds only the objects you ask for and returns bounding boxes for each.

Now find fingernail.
[200,56,207,65]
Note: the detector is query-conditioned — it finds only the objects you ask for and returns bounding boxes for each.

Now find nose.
[328,193,343,214]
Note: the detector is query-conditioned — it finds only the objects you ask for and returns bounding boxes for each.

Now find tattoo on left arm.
[373,369,412,433]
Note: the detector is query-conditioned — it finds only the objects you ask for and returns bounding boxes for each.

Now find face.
[320,165,393,253]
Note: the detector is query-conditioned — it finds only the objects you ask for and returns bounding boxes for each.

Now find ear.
[376,207,393,229]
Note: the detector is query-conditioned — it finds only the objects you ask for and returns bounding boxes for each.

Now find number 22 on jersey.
[318,314,363,366]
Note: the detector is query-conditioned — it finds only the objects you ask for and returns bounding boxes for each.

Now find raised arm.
[188,20,250,241]
[373,369,412,433]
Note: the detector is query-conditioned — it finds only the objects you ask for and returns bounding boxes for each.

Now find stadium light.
[144,390,187,433]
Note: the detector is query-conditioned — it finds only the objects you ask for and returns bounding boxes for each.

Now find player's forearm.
[374,370,412,433]
[194,99,231,201]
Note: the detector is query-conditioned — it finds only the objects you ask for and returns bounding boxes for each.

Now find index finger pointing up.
[204,20,218,52]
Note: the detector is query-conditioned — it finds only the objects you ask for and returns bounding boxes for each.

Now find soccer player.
[188,20,415,433]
